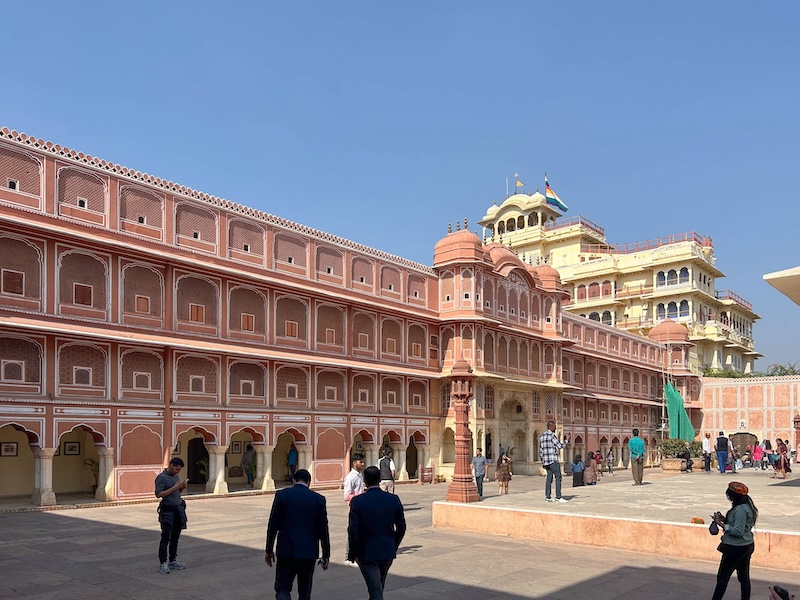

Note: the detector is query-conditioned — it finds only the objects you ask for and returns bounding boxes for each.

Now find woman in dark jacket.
[711,481,758,600]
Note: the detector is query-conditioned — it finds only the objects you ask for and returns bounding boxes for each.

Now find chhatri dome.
[648,319,690,344]
[432,227,484,266]
[531,263,561,291]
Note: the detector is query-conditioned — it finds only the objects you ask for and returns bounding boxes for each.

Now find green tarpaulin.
[664,383,695,442]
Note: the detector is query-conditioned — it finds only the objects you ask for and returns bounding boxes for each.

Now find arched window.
[601,280,612,296]
[577,284,586,300]
[517,216,525,230]
[528,213,538,227]
[656,271,666,286]
[679,267,689,284]
[601,311,612,325]
[498,222,505,234]
[667,269,678,285]
[589,312,600,322]
[656,303,666,320]
[506,218,516,232]
[588,282,600,298]
[667,301,678,318]
[679,300,689,317]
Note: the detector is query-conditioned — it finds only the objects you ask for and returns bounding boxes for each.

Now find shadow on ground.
[0,507,794,600]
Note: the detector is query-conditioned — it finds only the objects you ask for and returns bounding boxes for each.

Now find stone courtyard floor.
[1,466,798,599]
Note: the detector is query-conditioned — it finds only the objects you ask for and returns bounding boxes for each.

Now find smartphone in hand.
[773,585,791,600]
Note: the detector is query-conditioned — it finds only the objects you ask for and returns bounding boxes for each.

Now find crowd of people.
[150,429,795,599]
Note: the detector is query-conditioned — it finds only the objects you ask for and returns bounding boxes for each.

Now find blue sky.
[3,2,798,367]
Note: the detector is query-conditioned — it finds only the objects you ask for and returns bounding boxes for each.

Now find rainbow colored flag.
[544,176,568,212]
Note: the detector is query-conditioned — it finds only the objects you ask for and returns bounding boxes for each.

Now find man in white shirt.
[342,453,366,567]
[702,432,712,472]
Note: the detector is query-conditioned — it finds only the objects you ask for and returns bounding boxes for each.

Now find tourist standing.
[343,453,366,566]
[594,450,604,477]
[377,449,396,493]
[715,431,730,475]
[703,432,713,472]
[265,469,330,600]
[710,482,758,600]
[240,443,257,488]
[471,447,489,498]
[606,449,615,476]
[752,442,764,471]
[495,453,512,495]
[155,457,188,574]
[772,439,792,480]
[539,420,569,503]
[761,439,772,470]
[628,429,645,485]
[287,443,299,479]
[348,466,406,600]
[584,452,598,485]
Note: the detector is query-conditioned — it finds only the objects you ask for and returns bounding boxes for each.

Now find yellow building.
[478,191,760,374]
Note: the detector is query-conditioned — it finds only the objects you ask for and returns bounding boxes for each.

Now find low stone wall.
[432,501,800,569]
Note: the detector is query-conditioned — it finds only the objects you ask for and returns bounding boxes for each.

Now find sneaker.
[168,561,185,570]
[545,498,554,502]
[344,560,359,568]
[159,562,170,574]
[555,498,569,503]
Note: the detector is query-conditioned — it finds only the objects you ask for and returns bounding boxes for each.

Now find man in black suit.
[265,469,330,600]
[347,466,406,600]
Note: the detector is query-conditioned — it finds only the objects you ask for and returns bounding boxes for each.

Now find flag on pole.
[515,179,525,188]
[544,175,568,212]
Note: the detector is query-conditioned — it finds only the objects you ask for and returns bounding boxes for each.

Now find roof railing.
[580,231,713,255]
[715,290,753,312]
[544,215,605,237]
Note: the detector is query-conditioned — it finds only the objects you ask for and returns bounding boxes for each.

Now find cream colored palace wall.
[700,376,800,444]
[0,427,35,496]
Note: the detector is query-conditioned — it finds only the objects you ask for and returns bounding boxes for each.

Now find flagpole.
[506,177,509,198]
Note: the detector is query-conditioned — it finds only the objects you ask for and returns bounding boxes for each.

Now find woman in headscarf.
[711,481,758,600]
[772,438,792,480]
[583,451,598,485]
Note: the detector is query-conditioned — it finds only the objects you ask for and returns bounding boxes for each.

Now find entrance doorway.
[187,438,208,484]
[406,438,418,479]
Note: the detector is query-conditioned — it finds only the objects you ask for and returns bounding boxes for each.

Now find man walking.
[628,429,646,485]
[702,432,713,472]
[377,449,396,493]
[343,453,366,566]
[539,420,569,503]
[471,447,489,498]
[155,457,188,574]
[348,466,406,600]
[265,469,330,600]
[715,431,730,475]
[241,443,257,488]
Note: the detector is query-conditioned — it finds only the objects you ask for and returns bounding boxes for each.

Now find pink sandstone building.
[0,128,700,505]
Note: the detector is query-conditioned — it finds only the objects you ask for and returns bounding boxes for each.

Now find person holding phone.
[155,457,189,574]
[710,481,758,600]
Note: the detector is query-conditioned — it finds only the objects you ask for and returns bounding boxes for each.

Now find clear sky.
[3,2,798,368]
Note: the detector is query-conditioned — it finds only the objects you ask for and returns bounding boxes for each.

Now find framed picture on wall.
[1,442,18,457]
[231,441,242,454]
[355,441,363,452]
[64,441,80,456]
[173,442,180,454]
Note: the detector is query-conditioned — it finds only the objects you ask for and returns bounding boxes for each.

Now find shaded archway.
[54,426,104,495]
[0,424,37,498]
[173,427,215,486]
[225,428,261,491]
[442,427,455,464]
[272,430,304,486]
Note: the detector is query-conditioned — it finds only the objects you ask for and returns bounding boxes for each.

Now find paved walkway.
[0,467,798,599]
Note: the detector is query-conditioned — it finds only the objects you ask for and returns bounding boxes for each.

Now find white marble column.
[363,444,379,467]
[395,444,409,481]
[205,445,229,494]
[31,447,57,506]
[254,445,276,491]
[418,444,430,469]
[95,446,115,501]
[300,446,313,481]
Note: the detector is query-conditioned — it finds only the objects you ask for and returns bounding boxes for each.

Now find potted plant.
[658,439,690,472]
[84,458,99,493]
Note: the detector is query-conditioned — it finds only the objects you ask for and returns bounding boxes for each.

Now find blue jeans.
[475,474,485,497]
[544,462,562,499]
[717,451,728,474]
[358,559,393,600]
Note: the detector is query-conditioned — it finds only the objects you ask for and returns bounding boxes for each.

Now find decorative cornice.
[0,127,435,274]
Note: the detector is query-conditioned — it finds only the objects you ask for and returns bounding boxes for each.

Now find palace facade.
[478,192,760,374]
[0,128,699,505]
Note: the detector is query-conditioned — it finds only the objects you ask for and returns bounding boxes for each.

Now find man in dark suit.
[347,466,406,600]
[265,469,330,600]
